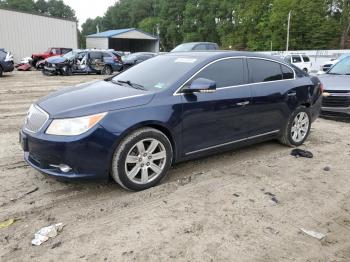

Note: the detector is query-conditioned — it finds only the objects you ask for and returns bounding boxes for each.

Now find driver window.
[185,58,245,89]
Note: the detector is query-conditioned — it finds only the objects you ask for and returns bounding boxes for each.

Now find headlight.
[46,112,107,136]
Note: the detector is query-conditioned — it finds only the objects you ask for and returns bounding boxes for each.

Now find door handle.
[236,101,250,106]
[287,91,297,96]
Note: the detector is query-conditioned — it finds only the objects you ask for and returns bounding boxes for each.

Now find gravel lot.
[1,71,350,262]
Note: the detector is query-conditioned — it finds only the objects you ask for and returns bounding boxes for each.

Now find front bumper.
[321,106,350,119]
[20,126,119,181]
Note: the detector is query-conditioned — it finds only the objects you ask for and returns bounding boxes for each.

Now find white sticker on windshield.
[175,58,197,63]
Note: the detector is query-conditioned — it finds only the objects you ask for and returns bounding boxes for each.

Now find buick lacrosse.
[20,51,323,191]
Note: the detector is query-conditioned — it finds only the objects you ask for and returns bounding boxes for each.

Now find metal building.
[0,8,78,62]
[86,28,159,53]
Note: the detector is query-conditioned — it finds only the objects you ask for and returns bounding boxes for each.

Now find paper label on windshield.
[175,58,197,63]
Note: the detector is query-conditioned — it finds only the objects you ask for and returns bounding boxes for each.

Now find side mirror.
[185,78,216,94]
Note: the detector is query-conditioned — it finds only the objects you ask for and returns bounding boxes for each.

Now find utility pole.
[286,11,291,52]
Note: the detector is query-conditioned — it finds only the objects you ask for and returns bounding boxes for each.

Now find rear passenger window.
[90,52,103,59]
[302,55,310,62]
[103,52,111,58]
[292,55,302,63]
[190,59,244,88]
[248,59,283,83]
[281,65,294,79]
[193,44,207,50]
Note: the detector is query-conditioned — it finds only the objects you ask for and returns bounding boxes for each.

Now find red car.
[31,47,72,69]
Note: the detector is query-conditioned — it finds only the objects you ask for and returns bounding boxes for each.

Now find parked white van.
[283,54,312,73]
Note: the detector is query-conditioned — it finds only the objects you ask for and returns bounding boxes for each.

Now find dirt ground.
[1,71,350,262]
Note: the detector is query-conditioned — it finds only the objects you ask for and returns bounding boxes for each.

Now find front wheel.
[279,107,311,147]
[111,128,173,191]
[101,65,112,75]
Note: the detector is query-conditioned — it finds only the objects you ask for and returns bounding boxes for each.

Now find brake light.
[113,56,121,63]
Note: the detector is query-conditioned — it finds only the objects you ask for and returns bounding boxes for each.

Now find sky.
[63,0,117,28]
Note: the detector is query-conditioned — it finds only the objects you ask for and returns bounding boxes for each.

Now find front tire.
[279,107,311,147]
[111,128,173,191]
[101,65,112,75]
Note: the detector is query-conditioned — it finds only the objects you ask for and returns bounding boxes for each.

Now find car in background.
[121,52,156,70]
[283,54,312,73]
[317,53,350,74]
[32,47,72,69]
[20,51,322,191]
[171,42,219,52]
[0,49,14,77]
[318,56,350,119]
[42,49,123,76]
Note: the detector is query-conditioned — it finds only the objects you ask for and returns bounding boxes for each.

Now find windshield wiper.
[116,80,147,90]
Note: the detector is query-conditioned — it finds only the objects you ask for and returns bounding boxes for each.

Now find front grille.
[323,91,350,108]
[24,105,49,133]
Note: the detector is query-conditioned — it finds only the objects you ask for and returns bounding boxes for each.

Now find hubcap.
[291,112,309,143]
[125,138,167,184]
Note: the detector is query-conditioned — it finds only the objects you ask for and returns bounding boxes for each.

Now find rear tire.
[101,65,112,75]
[0,66,3,77]
[111,128,173,191]
[279,107,311,147]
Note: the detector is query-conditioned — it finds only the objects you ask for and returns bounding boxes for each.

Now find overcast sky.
[63,0,117,28]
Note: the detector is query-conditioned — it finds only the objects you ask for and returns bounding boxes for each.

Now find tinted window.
[207,44,218,50]
[281,64,294,79]
[292,55,302,63]
[193,44,207,50]
[89,52,103,59]
[302,55,310,62]
[248,59,283,83]
[189,59,245,88]
[103,52,112,58]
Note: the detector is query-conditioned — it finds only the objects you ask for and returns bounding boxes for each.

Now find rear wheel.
[0,66,3,77]
[279,107,311,147]
[101,65,112,75]
[111,128,173,191]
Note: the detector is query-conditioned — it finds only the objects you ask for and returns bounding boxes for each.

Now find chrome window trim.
[173,56,296,96]
[185,130,280,155]
[24,104,50,134]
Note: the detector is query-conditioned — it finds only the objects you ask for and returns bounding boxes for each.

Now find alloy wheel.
[291,112,310,143]
[124,138,167,185]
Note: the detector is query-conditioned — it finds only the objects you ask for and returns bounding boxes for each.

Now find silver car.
[318,56,350,118]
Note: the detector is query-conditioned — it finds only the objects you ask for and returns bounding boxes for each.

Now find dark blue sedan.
[20,51,323,191]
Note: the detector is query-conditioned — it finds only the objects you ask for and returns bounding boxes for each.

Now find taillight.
[114,56,121,63]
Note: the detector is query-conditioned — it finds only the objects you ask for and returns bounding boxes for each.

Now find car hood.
[37,80,155,118]
[318,74,350,91]
[46,56,66,64]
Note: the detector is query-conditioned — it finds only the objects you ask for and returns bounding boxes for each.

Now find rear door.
[247,58,294,135]
[180,58,254,155]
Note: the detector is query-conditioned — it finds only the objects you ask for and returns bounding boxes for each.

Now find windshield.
[63,51,79,60]
[171,43,196,52]
[112,55,203,91]
[338,54,350,60]
[328,56,350,75]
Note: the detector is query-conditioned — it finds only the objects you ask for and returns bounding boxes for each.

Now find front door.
[180,58,254,156]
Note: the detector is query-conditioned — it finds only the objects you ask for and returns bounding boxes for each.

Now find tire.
[279,107,312,147]
[303,68,308,73]
[101,65,112,75]
[0,66,3,77]
[111,128,173,191]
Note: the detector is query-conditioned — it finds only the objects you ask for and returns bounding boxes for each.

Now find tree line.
[81,0,350,51]
[1,0,349,52]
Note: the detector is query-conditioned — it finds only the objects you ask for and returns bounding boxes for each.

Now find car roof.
[163,51,287,64]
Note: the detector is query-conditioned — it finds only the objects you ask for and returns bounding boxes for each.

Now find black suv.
[0,49,14,77]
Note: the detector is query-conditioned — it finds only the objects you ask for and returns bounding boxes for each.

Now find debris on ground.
[264,226,279,235]
[264,192,279,204]
[291,149,313,158]
[323,166,331,172]
[31,223,64,246]
[233,193,240,197]
[10,187,39,203]
[178,176,192,186]
[0,218,15,229]
[300,228,326,240]
[271,196,279,204]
